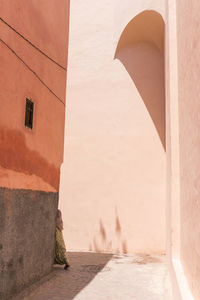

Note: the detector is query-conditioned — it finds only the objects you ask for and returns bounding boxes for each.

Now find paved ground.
[13,252,172,300]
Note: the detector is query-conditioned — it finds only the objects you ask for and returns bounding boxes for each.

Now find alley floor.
[13,252,172,300]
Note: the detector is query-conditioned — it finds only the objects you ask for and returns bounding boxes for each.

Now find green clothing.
[54,227,68,265]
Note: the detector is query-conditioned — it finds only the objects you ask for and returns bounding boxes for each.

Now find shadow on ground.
[11,252,113,300]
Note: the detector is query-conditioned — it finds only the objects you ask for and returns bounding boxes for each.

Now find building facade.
[1,0,200,299]
[60,0,166,257]
[0,1,69,298]
[60,0,200,299]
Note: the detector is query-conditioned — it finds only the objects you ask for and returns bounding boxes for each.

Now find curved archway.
[60,5,166,255]
[115,10,165,149]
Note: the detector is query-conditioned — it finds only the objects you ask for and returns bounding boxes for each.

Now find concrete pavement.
[12,252,172,300]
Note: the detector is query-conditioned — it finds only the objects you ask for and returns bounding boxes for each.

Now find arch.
[115,10,165,149]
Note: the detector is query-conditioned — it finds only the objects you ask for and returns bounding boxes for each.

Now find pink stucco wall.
[176,1,200,299]
[165,0,200,298]
[60,1,166,254]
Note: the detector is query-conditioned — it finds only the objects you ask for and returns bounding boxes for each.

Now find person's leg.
[64,261,70,270]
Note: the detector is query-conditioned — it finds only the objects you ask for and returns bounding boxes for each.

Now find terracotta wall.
[0,0,69,192]
[176,1,200,298]
[0,2,69,298]
[60,0,166,254]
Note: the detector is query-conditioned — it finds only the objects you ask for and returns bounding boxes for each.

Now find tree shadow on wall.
[90,210,128,254]
[12,252,113,300]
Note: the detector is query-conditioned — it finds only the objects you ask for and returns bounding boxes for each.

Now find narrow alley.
[1,0,200,299]
[12,252,172,300]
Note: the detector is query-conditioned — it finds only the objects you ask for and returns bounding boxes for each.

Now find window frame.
[24,98,34,130]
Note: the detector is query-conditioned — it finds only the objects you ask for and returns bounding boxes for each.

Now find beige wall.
[60,0,166,254]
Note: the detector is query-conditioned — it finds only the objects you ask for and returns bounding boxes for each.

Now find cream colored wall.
[60,0,166,254]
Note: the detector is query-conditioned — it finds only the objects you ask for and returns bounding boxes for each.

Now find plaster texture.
[165,0,200,299]
[164,1,182,299]
[0,0,69,192]
[0,2,69,299]
[60,0,166,254]
[176,1,200,299]
[0,187,58,299]
[0,0,69,67]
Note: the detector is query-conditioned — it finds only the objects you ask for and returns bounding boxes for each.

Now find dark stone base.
[0,187,58,299]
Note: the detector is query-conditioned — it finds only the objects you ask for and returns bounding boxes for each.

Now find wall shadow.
[115,11,166,150]
[12,252,113,300]
[0,126,60,190]
[90,214,128,254]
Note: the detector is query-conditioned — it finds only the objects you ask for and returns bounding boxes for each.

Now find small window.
[25,98,34,129]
